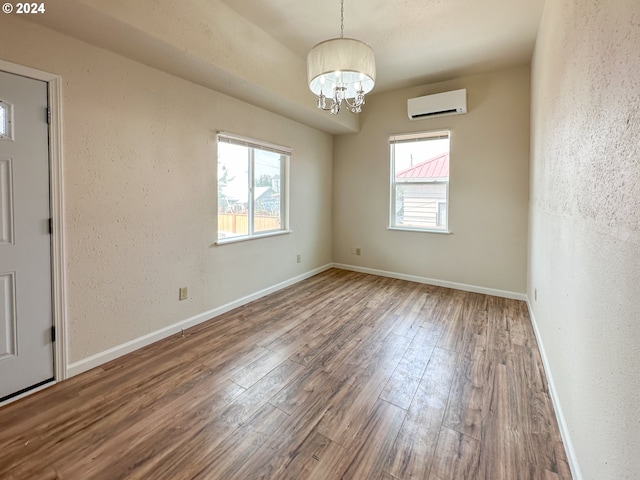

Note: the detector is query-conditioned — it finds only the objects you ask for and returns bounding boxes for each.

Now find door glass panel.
[0,101,11,140]
[0,102,6,138]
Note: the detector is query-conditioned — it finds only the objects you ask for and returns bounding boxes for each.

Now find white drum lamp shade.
[307,37,376,100]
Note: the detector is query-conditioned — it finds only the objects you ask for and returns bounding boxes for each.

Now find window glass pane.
[395,183,447,229]
[254,150,282,233]
[391,133,450,231]
[0,103,6,138]
[217,134,290,243]
[218,142,249,239]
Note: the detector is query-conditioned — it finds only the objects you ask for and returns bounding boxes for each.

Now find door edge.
[0,59,67,383]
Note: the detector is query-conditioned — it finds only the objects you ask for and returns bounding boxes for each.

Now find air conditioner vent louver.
[411,108,459,119]
[408,89,467,120]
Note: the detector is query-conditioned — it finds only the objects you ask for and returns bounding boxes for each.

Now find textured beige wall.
[0,16,333,363]
[529,1,640,479]
[333,66,530,294]
[25,0,357,134]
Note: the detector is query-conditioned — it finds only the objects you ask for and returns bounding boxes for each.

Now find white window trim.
[388,226,453,235]
[216,132,291,244]
[215,229,292,246]
[389,129,452,234]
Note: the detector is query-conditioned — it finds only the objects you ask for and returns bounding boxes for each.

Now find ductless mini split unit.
[407,88,467,120]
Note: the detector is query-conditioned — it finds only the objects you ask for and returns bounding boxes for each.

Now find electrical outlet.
[355,247,361,256]
[534,288,538,301]
[296,254,301,263]
[179,287,188,301]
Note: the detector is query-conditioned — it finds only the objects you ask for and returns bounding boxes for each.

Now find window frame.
[388,130,451,234]
[216,132,291,245]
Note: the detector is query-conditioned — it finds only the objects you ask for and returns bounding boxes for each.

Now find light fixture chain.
[340,0,344,38]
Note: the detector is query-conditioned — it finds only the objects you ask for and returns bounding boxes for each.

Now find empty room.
[0,1,638,479]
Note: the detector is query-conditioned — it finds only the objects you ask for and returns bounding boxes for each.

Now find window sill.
[215,229,292,246]
[388,226,452,235]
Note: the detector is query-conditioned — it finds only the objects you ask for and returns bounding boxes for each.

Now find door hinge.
[49,218,53,235]
[51,325,56,343]
[46,107,51,124]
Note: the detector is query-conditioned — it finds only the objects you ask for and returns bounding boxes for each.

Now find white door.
[0,70,54,401]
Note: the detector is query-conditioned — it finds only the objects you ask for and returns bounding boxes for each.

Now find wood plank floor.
[0,269,572,479]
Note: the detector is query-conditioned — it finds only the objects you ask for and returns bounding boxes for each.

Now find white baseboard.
[526,299,583,480]
[64,262,581,480]
[332,263,527,301]
[67,264,333,378]
[67,262,525,376]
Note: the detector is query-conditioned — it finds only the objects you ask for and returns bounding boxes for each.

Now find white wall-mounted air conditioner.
[407,88,467,120]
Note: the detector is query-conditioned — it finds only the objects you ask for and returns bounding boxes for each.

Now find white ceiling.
[24,0,546,133]
[218,0,546,92]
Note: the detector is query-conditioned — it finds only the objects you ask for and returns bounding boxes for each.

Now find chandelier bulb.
[306,0,376,115]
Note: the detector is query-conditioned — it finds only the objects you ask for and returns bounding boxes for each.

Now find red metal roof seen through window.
[396,153,449,179]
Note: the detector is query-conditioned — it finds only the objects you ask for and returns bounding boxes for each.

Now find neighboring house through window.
[217,132,290,243]
[389,130,450,232]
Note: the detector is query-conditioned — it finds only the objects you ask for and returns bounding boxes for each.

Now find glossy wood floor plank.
[335,399,407,479]
[385,347,459,480]
[0,269,571,479]
[379,326,436,409]
[428,426,480,480]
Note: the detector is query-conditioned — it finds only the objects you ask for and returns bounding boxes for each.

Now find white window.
[217,132,290,243]
[389,130,450,232]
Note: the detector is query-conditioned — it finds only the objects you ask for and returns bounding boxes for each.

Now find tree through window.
[217,133,290,242]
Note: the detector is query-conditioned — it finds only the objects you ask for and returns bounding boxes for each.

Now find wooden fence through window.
[218,213,280,234]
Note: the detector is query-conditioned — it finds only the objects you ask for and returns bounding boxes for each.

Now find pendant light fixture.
[306,0,376,115]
